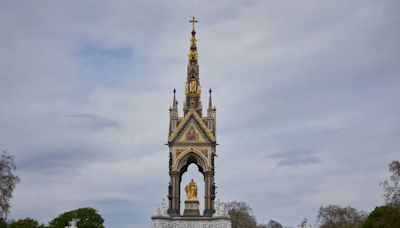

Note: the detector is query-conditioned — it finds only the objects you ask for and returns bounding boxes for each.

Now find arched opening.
[180,163,205,214]
[167,150,213,217]
[174,151,208,216]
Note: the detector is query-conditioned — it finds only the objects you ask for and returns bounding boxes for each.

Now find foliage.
[48,207,104,228]
[0,150,20,219]
[380,160,400,209]
[9,218,45,228]
[317,205,366,228]
[362,205,400,228]
[225,201,257,228]
[0,217,6,228]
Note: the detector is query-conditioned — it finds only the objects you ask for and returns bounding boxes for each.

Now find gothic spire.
[208,89,213,110]
[207,88,216,118]
[172,88,177,109]
[188,16,198,63]
[170,88,178,120]
[184,17,202,116]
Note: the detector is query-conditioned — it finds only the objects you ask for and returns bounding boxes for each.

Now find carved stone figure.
[65,219,78,228]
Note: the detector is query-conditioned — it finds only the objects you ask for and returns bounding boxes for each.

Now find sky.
[0,0,399,227]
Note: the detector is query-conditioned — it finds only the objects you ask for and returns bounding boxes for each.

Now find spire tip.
[190,16,198,31]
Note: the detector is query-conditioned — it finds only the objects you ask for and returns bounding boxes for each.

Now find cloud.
[63,114,120,130]
[268,149,320,167]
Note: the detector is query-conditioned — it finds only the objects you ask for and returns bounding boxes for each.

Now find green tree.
[225,201,257,228]
[9,218,44,228]
[0,217,6,228]
[381,160,400,209]
[317,205,366,228]
[0,150,20,219]
[362,206,400,228]
[48,207,104,228]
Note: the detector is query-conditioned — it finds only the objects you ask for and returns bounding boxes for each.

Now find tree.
[48,207,104,228]
[362,206,400,228]
[9,218,45,228]
[0,150,20,219]
[0,218,6,228]
[317,205,366,228]
[225,201,257,228]
[381,160,400,209]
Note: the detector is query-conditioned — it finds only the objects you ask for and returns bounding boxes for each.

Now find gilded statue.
[190,80,197,93]
[185,179,198,201]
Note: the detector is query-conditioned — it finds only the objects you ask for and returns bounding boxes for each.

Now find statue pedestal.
[151,215,231,228]
[183,200,200,217]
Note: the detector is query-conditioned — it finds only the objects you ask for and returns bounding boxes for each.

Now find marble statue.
[153,204,161,217]
[65,219,78,228]
[160,198,168,216]
[153,198,169,217]
[214,199,229,217]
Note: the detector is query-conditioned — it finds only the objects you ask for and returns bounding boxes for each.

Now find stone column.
[203,170,215,217]
[168,171,181,216]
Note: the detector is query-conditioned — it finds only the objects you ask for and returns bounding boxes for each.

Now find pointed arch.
[176,150,208,177]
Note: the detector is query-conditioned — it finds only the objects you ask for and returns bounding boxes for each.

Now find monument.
[151,17,231,228]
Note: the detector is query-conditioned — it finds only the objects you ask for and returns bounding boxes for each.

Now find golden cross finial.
[190,16,198,31]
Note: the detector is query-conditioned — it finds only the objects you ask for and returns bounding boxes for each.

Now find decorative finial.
[208,88,213,113]
[190,16,198,31]
[172,88,177,110]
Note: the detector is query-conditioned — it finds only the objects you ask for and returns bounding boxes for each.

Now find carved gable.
[177,120,208,143]
[169,110,216,144]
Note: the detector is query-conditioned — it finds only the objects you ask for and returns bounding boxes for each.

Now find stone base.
[183,200,200,217]
[151,216,231,228]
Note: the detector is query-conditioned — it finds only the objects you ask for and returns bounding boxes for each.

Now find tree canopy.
[48,207,104,228]
[225,201,258,228]
[0,218,6,228]
[362,206,400,228]
[317,205,366,228]
[9,218,44,228]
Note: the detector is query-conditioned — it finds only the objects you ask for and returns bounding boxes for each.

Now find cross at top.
[190,16,198,31]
